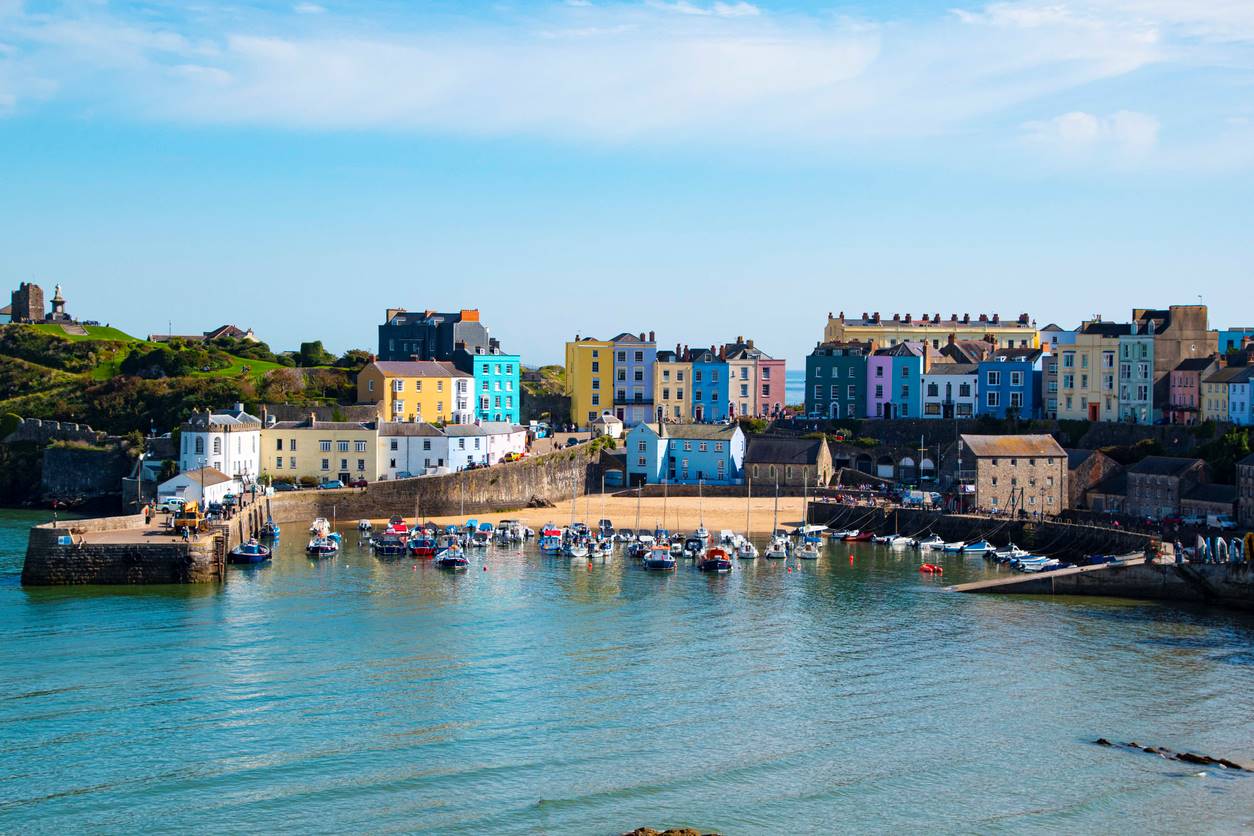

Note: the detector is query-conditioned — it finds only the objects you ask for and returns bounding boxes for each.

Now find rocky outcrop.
[1095,739,1248,771]
[622,829,723,836]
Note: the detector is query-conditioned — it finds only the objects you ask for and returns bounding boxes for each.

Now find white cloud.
[1021,109,1161,159]
[293,3,326,14]
[647,1,760,18]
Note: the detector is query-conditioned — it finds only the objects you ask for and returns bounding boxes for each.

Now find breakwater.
[22,514,224,585]
[806,502,1158,558]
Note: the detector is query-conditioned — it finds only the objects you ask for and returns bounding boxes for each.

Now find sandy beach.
[361,495,807,536]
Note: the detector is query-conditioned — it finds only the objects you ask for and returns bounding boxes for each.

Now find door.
[1087,402,1100,421]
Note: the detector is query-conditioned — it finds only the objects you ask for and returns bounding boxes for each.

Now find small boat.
[357,519,373,532]
[309,517,331,537]
[372,534,407,557]
[736,539,759,559]
[669,540,685,558]
[408,535,437,557]
[593,539,613,559]
[642,546,677,570]
[719,529,737,545]
[764,535,790,559]
[913,534,945,550]
[1019,558,1064,573]
[919,563,943,574]
[435,536,468,569]
[888,535,913,548]
[306,536,338,557]
[795,539,821,560]
[871,534,895,544]
[564,540,590,559]
[228,539,271,564]
[961,540,995,555]
[683,537,704,558]
[845,531,873,542]
[614,528,636,543]
[698,547,733,573]
[384,516,409,536]
[693,526,710,544]
[259,520,281,539]
[941,541,967,553]
[993,543,1030,562]
[469,530,491,548]
[827,529,851,539]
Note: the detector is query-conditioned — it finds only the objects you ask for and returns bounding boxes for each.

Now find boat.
[913,534,945,550]
[384,515,409,536]
[408,534,437,557]
[564,539,590,559]
[357,519,373,532]
[1019,558,1065,573]
[871,534,895,544]
[642,546,677,570]
[434,535,468,569]
[845,531,873,542]
[372,534,407,557]
[669,540,685,558]
[309,517,331,537]
[764,535,790,559]
[698,547,733,573]
[259,519,281,539]
[795,539,821,560]
[228,539,271,564]
[719,529,737,545]
[993,543,1030,562]
[693,480,710,546]
[941,541,967,553]
[614,528,636,543]
[683,536,704,558]
[593,539,613,559]
[736,539,759,559]
[469,529,491,548]
[961,539,995,555]
[306,536,338,557]
[888,535,913,548]
[919,563,943,574]
[827,529,851,539]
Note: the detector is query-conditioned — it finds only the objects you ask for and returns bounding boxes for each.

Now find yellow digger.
[171,501,206,534]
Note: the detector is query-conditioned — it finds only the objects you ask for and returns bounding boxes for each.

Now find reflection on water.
[1,514,1252,834]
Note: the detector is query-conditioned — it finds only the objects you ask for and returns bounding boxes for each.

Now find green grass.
[26,323,140,343]
[193,357,285,382]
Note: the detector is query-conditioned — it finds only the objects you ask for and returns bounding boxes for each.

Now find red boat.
[408,535,436,557]
[385,515,409,536]
[919,563,943,574]
[845,532,874,542]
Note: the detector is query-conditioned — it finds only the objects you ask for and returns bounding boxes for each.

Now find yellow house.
[824,311,1040,351]
[1201,366,1242,422]
[653,350,692,422]
[564,336,614,428]
[1056,320,1127,422]
[261,416,381,484]
[357,360,474,424]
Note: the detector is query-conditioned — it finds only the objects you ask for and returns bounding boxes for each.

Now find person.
[143,503,151,526]
[181,526,190,543]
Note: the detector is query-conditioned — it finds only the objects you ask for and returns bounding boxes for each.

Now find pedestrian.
[143,503,151,526]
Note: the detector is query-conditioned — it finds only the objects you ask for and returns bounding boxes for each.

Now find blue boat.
[228,539,271,564]
[643,546,676,571]
[259,520,280,539]
[435,536,469,570]
[306,536,339,557]
[372,534,407,557]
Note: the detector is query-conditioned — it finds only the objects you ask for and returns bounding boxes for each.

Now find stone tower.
[10,282,45,323]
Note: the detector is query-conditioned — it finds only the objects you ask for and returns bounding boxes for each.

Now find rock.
[1095,738,1112,746]
[1218,759,1245,770]
[1176,753,1215,766]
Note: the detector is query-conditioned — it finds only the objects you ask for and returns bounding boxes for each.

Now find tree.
[297,341,335,367]
[335,349,373,371]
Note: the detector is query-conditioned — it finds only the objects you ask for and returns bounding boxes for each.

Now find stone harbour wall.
[22,524,221,585]
[975,561,1254,612]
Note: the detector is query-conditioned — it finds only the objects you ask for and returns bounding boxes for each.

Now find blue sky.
[1,0,1251,365]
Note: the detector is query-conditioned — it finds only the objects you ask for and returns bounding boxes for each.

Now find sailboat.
[795,470,820,559]
[764,480,789,559]
[693,479,710,544]
[738,477,758,558]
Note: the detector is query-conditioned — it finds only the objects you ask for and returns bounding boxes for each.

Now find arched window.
[195,437,204,455]
[213,438,222,455]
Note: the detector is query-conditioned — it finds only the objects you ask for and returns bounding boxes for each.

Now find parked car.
[503,452,524,463]
[161,496,187,512]
[565,437,581,448]
[395,471,414,480]
[1207,514,1237,531]
[272,482,300,492]
[317,480,344,490]
[348,478,368,488]
[1179,514,1203,526]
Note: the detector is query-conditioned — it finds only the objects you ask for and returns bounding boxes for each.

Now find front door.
[1087,403,1100,422]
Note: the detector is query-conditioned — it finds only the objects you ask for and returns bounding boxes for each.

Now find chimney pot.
[648,330,655,342]
[639,332,646,341]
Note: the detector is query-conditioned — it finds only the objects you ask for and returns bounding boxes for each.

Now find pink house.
[1168,356,1217,425]
[723,338,787,419]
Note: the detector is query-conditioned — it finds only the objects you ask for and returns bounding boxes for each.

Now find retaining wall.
[22,523,221,585]
[970,561,1254,611]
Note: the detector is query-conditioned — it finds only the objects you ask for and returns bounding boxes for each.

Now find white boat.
[941,541,966,553]
[888,535,913,548]
[309,517,331,536]
[736,539,759,559]
[795,540,820,559]
[593,539,613,559]
[356,519,373,532]
[994,543,1031,561]
[764,535,790,559]
[564,540,589,559]
[961,539,995,555]
[914,534,945,550]
[871,534,895,544]
[798,525,827,536]
[719,529,737,545]
[827,529,851,539]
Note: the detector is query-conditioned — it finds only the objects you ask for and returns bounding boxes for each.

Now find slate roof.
[874,342,924,358]
[635,423,740,440]
[1174,357,1217,373]
[611,332,652,344]
[1128,456,1204,477]
[925,363,978,377]
[1066,449,1096,469]
[184,407,262,429]
[656,350,680,362]
[268,419,376,431]
[1089,472,1128,496]
[988,347,1044,363]
[1237,452,1254,468]
[367,360,470,377]
[960,434,1066,458]
[1080,321,1133,337]
[442,424,487,437]
[1203,366,1254,385]
[478,421,526,434]
[745,436,824,465]
[1183,483,1237,504]
[379,421,444,437]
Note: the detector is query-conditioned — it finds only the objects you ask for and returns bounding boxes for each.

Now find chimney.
[368,353,376,362]
[747,339,754,349]
[717,345,726,360]
[639,332,646,341]
[648,330,655,342]
[921,313,929,323]
[675,343,681,355]
[873,312,881,323]
[904,313,912,323]
[991,313,1000,324]
[736,335,744,344]
[948,333,956,346]
[978,314,988,323]
[1019,313,1029,324]
[962,313,970,324]
[861,312,868,321]
[838,311,845,321]
[934,313,940,322]
[233,402,244,413]
[892,313,901,322]
[576,333,581,341]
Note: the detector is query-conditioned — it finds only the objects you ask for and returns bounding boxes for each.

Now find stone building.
[744,436,834,488]
[10,282,45,323]
[1086,472,1127,514]
[1066,448,1123,510]
[1133,306,1218,409]
[1238,453,1254,528]
[960,434,1068,515]
[1124,456,1208,520]
[1180,484,1237,520]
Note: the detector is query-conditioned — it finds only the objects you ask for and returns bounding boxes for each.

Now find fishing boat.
[469,529,491,548]
[683,536,704,558]
[642,546,677,570]
[384,516,409,536]
[719,529,737,545]
[961,539,995,555]
[698,547,733,573]
[614,528,636,543]
[593,539,613,559]
[669,540,685,558]
[309,517,331,537]
[941,541,967,553]
[827,529,851,539]
[434,535,467,569]
[357,519,373,532]
[564,539,590,559]
[692,480,710,546]
[913,534,945,550]
[228,539,271,564]
[306,536,338,557]
[371,533,407,557]
[260,519,281,539]
[408,533,437,557]
[871,533,895,544]
[992,543,1030,562]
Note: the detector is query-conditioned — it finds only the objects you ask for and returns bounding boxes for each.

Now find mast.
[699,478,704,532]
[745,476,751,537]
[772,478,779,534]
[803,468,808,531]
[635,484,642,533]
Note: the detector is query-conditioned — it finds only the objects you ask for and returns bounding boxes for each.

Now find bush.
[297,341,336,367]
[299,475,319,487]
[0,325,106,373]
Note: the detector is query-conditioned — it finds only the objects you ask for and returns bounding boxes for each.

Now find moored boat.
[408,534,437,557]
[228,539,271,564]
[941,541,966,553]
[764,535,790,559]
[260,519,281,539]
[913,534,945,550]
[306,536,338,557]
[642,546,677,570]
[698,547,733,573]
[845,531,873,542]
[961,539,995,555]
[372,534,407,556]
[736,538,759,559]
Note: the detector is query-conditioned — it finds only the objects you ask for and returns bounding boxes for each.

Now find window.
[987,391,1000,407]
[830,384,840,398]
[638,440,646,451]
[390,439,398,451]
[276,438,284,451]
[393,379,404,392]
[900,385,909,399]
[423,440,431,450]
[320,440,332,452]
[901,367,909,379]
[321,458,330,471]
[289,456,296,469]
[340,459,348,470]
[698,442,708,452]
[1010,371,1023,387]
[337,441,349,453]
[847,385,856,399]
[591,361,599,373]
[1063,352,1075,368]
[638,456,646,466]
[617,369,626,381]
[635,351,643,362]
[274,458,282,469]
[761,367,771,379]
[986,370,1001,387]
[213,438,222,455]
[367,380,375,392]
[714,442,723,452]
[814,385,822,399]
[355,441,367,452]
[848,367,856,378]
[1010,392,1023,408]
[357,459,366,471]
[762,385,770,396]
[458,439,465,449]
[927,383,939,397]
[695,371,703,382]
[683,441,692,451]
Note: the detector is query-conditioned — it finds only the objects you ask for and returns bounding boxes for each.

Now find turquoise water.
[2,510,1253,834]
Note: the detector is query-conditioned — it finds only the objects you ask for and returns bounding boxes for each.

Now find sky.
[1,0,1252,366]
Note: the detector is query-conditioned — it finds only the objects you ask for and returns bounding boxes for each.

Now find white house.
[179,404,261,485]
[378,422,449,478]
[921,364,978,420]
[590,413,624,439]
[443,424,489,470]
[480,422,528,463]
[157,466,235,506]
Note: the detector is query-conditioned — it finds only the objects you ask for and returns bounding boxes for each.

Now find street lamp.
[136,451,146,512]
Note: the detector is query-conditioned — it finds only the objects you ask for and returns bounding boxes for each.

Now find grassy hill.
[0,324,352,435]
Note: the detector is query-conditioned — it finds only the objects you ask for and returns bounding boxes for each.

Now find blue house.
[1219,328,1254,354]
[452,341,521,423]
[977,348,1044,419]
[688,347,730,423]
[625,422,745,485]
[868,343,924,419]
[611,331,656,426]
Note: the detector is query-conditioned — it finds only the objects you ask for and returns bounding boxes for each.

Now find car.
[565,437,581,448]
[348,478,368,488]
[272,482,299,492]
[317,480,345,490]
[161,497,187,512]
[395,471,414,480]
[503,452,524,463]
[1179,515,1204,526]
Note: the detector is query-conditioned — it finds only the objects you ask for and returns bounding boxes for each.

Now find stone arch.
[876,454,895,480]
[920,457,936,482]
[899,456,917,482]
[856,453,874,474]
